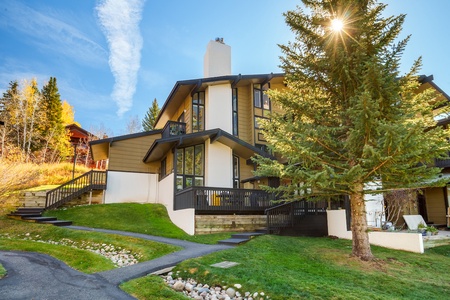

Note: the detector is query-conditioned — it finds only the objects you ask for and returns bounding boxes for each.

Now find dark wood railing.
[162,121,186,138]
[174,186,277,213]
[435,156,450,168]
[265,200,328,234]
[45,170,107,210]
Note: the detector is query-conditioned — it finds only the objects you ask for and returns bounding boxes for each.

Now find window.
[176,144,204,191]
[160,157,167,178]
[232,88,238,136]
[253,83,270,111]
[233,155,240,188]
[254,83,271,144]
[192,92,205,132]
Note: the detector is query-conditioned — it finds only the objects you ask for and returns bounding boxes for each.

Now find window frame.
[192,91,205,133]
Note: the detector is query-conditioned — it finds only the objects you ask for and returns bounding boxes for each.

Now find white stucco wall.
[158,173,195,235]
[205,141,233,188]
[104,171,158,204]
[203,40,231,78]
[205,84,232,133]
[327,209,424,253]
[364,181,384,228]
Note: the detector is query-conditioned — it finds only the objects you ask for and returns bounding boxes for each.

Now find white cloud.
[0,1,107,65]
[96,0,146,117]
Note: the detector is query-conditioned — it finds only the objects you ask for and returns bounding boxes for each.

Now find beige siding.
[170,94,192,133]
[240,157,254,183]
[237,85,253,144]
[109,134,161,173]
[425,187,447,224]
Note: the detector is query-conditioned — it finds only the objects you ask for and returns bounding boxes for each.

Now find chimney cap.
[215,37,224,44]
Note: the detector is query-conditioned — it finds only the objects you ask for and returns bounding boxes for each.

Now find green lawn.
[0,263,5,278]
[0,216,180,273]
[45,203,233,244]
[3,203,450,299]
[161,235,450,300]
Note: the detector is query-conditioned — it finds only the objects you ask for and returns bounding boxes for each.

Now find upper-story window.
[232,88,238,136]
[254,83,271,144]
[253,83,270,112]
[192,91,205,133]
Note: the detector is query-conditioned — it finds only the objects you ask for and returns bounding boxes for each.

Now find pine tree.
[142,98,160,131]
[254,0,450,260]
[40,77,71,162]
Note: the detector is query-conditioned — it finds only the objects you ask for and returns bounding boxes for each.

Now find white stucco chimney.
[203,38,231,78]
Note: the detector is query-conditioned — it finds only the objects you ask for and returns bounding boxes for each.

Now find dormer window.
[192,91,205,133]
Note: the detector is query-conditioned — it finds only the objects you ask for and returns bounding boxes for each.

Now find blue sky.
[0,0,449,135]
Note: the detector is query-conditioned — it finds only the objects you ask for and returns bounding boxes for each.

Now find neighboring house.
[66,123,105,169]
[418,75,450,228]
[90,39,450,235]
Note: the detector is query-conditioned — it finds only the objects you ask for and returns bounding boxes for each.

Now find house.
[89,39,450,235]
[66,123,105,169]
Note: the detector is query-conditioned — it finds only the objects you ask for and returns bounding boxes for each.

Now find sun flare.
[331,18,344,32]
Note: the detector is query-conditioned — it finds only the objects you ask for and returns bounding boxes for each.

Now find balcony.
[162,121,186,138]
[174,186,278,214]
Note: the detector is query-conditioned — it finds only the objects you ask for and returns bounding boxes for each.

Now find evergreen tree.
[142,98,160,131]
[254,0,450,260]
[40,77,71,162]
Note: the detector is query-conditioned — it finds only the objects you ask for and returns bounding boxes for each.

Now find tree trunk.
[350,182,374,261]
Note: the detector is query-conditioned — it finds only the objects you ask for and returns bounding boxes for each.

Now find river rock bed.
[162,272,270,300]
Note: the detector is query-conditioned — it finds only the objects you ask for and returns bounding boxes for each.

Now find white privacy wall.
[104,171,158,203]
[158,173,195,235]
[327,209,424,253]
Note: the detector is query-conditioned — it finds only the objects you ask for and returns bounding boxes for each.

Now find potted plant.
[417,222,427,236]
[426,225,438,236]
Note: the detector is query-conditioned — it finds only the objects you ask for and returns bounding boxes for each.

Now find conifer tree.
[142,98,160,131]
[40,77,71,162]
[254,0,450,260]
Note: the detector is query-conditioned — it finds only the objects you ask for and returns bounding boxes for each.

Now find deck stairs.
[7,170,107,227]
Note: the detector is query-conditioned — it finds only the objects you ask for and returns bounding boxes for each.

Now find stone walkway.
[0,226,233,299]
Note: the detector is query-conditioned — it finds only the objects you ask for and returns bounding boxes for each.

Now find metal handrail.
[45,170,106,210]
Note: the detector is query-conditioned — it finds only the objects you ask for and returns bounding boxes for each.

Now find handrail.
[174,186,277,212]
[45,170,107,210]
[265,200,328,234]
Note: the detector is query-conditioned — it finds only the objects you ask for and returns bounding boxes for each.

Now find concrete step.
[231,232,265,239]
[218,238,250,246]
[8,212,43,218]
[16,207,45,213]
[39,220,73,226]
[22,216,57,222]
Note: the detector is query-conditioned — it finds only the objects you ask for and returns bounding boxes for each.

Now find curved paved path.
[0,226,233,299]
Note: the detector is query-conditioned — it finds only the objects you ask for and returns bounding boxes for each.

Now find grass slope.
[0,216,180,273]
[164,235,450,300]
[45,203,232,244]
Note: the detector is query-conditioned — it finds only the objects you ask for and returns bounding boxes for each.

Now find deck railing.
[174,186,277,213]
[265,200,328,234]
[162,121,186,138]
[45,170,107,210]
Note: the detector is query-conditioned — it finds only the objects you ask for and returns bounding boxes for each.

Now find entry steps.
[218,229,266,246]
[7,207,73,226]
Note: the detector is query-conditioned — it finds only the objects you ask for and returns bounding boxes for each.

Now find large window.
[176,144,204,191]
[192,92,205,132]
[232,88,238,136]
